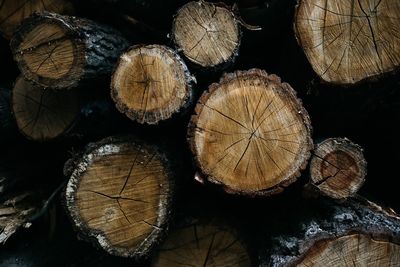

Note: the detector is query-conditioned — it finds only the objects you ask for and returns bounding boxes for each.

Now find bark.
[64,136,174,258]
[111,44,196,125]
[259,197,400,266]
[306,137,367,200]
[188,69,313,196]
[10,12,129,90]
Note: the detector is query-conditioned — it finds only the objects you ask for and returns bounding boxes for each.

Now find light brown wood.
[297,234,400,266]
[17,23,78,80]
[294,0,400,84]
[0,0,74,39]
[172,1,241,68]
[65,136,173,258]
[188,69,313,196]
[10,12,128,89]
[309,138,367,199]
[111,44,194,124]
[12,76,79,141]
[152,222,252,267]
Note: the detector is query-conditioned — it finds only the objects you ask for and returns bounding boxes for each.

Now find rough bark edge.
[10,76,81,142]
[63,135,175,259]
[10,11,129,90]
[10,12,86,89]
[171,0,242,71]
[110,44,196,125]
[293,0,400,86]
[307,137,367,199]
[261,197,400,267]
[187,68,313,197]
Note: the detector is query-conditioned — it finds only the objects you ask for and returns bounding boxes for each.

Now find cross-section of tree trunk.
[188,69,313,196]
[64,136,174,258]
[294,0,400,84]
[11,76,80,142]
[259,197,400,266]
[151,220,252,267]
[308,138,367,199]
[172,1,241,69]
[111,44,195,125]
[10,12,129,90]
[0,0,74,39]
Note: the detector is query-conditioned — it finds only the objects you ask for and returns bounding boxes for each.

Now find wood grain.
[295,0,400,84]
[111,45,194,124]
[152,222,251,267]
[0,0,74,39]
[12,76,79,141]
[298,234,400,266]
[65,136,173,258]
[309,138,367,199]
[172,1,240,68]
[188,69,313,196]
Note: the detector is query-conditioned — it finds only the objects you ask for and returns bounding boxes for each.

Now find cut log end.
[0,0,74,39]
[65,136,173,258]
[12,76,79,142]
[262,198,400,267]
[151,222,252,267]
[294,0,400,84]
[309,138,367,199]
[111,45,194,125]
[188,69,313,196]
[11,12,128,90]
[172,1,241,68]
[11,13,85,89]
[296,234,400,267]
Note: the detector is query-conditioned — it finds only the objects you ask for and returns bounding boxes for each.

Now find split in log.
[151,220,252,267]
[0,0,74,39]
[188,69,313,196]
[64,136,174,258]
[10,12,129,90]
[11,76,80,142]
[294,0,400,84]
[111,44,195,125]
[308,138,367,199]
[259,197,400,266]
[172,1,241,69]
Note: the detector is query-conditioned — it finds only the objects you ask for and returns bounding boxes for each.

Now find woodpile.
[1,0,400,266]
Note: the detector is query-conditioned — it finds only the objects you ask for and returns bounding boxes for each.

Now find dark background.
[1,0,399,266]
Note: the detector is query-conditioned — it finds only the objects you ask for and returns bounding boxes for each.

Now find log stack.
[0,0,399,266]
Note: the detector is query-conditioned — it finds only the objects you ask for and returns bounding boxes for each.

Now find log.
[11,76,80,142]
[188,69,313,196]
[172,1,241,69]
[259,197,400,266]
[307,138,367,200]
[10,12,129,90]
[111,44,195,125]
[0,0,74,39]
[294,0,400,85]
[151,219,252,267]
[64,136,174,258]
